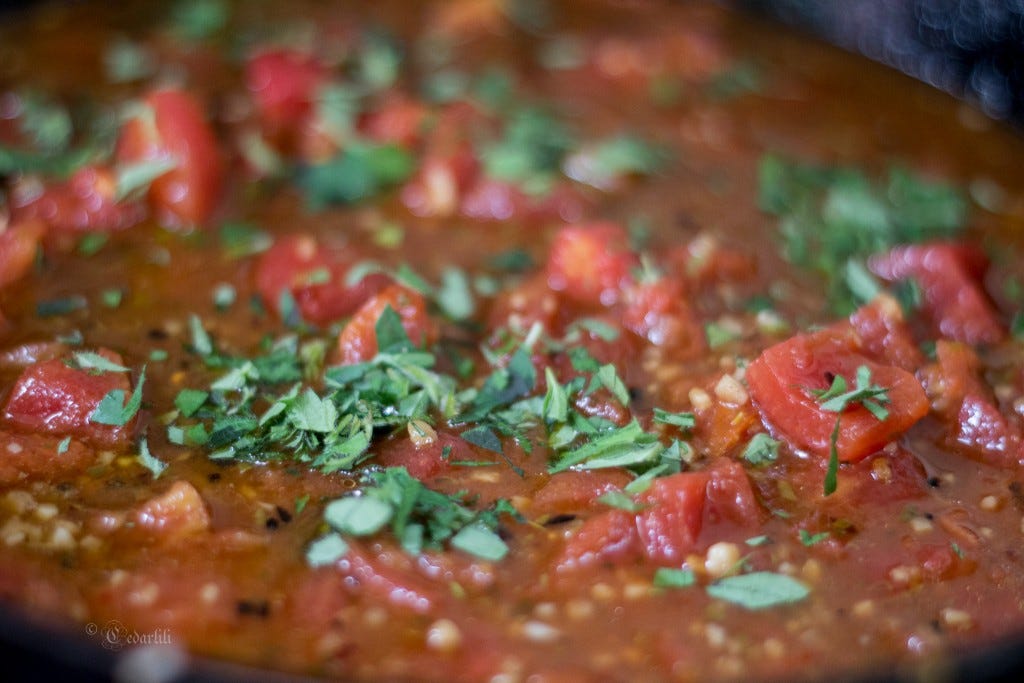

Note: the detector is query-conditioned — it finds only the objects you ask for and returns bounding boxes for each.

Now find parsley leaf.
[706,571,810,610]
[90,366,146,427]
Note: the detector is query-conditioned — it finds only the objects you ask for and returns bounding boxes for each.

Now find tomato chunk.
[545,223,637,306]
[337,284,436,364]
[634,470,710,565]
[116,88,224,227]
[246,49,328,134]
[0,219,44,288]
[132,481,211,540]
[3,348,138,447]
[621,276,706,357]
[848,294,924,372]
[868,243,1005,345]
[254,234,392,324]
[0,429,94,485]
[746,329,929,462]
[10,166,146,235]
[554,509,642,573]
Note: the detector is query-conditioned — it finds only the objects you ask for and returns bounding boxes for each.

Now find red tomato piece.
[868,242,1005,345]
[0,428,94,485]
[745,329,929,462]
[10,166,146,235]
[131,481,211,541]
[246,49,328,135]
[704,459,760,528]
[0,219,44,288]
[254,234,392,324]
[375,431,476,481]
[3,348,138,448]
[116,88,224,227]
[531,470,635,516]
[459,178,586,222]
[545,223,638,307]
[634,470,710,565]
[848,294,924,372]
[553,509,642,573]
[359,95,429,149]
[335,542,446,614]
[400,143,480,217]
[337,284,436,364]
[620,276,706,358]
[694,399,759,459]
[921,340,1022,465]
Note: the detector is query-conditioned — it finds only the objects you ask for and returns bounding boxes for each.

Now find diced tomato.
[634,470,710,565]
[745,329,929,462]
[553,509,642,573]
[335,542,446,614]
[545,223,638,307]
[116,88,224,227]
[667,234,756,288]
[920,340,1022,465]
[400,142,480,217]
[359,95,429,149]
[337,284,436,364]
[131,481,211,540]
[868,243,1005,345]
[2,348,138,448]
[10,166,146,235]
[694,399,759,459]
[375,431,473,480]
[254,234,393,324]
[848,294,924,372]
[246,49,328,138]
[704,459,760,528]
[486,274,561,337]
[0,219,44,288]
[530,470,635,516]
[0,429,94,485]
[620,276,706,358]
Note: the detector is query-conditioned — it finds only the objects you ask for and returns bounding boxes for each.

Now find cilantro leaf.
[706,572,810,610]
[90,366,146,427]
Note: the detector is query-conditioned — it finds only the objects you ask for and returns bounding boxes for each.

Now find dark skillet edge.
[0,0,1023,682]
[726,0,1024,129]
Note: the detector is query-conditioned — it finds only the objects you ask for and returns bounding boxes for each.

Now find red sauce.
[0,1,1023,681]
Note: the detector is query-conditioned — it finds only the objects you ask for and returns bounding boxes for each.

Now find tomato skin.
[10,166,146,235]
[0,219,44,288]
[545,223,638,306]
[554,509,642,573]
[621,276,706,358]
[848,294,923,372]
[337,284,436,364]
[868,242,1005,345]
[921,340,1022,465]
[254,234,393,324]
[634,470,710,565]
[246,49,328,133]
[2,348,138,448]
[116,88,224,227]
[745,329,929,462]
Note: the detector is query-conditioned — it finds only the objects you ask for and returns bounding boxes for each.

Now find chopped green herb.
[115,158,177,201]
[812,365,890,420]
[305,533,349,567]
[136,438,166,479]
[706,571,810,610]
[77,233,108,256]
[174,388,209,417]
[56,436,71,455]
[653,408,696,430]
[799,529,829,546]
[212,283,236,310]
[745,535,771,547]
[742,433,780,466]
[653,567,696,589]
[219,223,272,259]
[299,142,414,209]
[36,296,87,318]
[705,322,740,349]
[324,496,393,536]
[90,366,146,427]
[71,351,129,373]
[597,489,642,512]
[823,416,841,496]
[169,0,228,41]
[101,289,124,309]
[450,523,509,561]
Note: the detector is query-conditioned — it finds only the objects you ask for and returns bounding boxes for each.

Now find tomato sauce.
[1,1,1024,681]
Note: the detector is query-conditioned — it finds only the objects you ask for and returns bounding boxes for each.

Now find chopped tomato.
[10,166,146,235]
[337,284,436,364]
[545,223,637,306]
[0,429,94,485]
[459,178,586,222]
[3,348,138,448]
[704,459,760,528]
[359,95,429,149]
[868,242,1005,345]
[246,49,328,142]
[131,481,211,540]
[694,399,759,459]
[554,509,642,573]
[745,329,929,462]
[335,541,446,614]
[486,274,561,337]
[920,340,1022,465]
[634,470,710,565]
[847,294,923,372]
[530,470,635,516]
[375,431,473,480]
[400,142,480,217]
[254,234,392,324]
[621,276,706,357]
[0,219,44,288]
[116,88,224,227]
